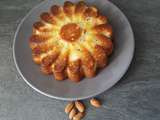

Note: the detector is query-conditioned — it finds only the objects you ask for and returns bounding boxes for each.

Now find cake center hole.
[60,23,82,42]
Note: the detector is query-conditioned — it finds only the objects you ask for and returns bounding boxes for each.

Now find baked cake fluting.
[29,1,113,82]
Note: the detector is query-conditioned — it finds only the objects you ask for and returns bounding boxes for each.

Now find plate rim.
[13,0,135,101]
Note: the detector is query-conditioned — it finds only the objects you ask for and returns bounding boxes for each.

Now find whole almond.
[69,107,77,120]
[73,112,85,120]
[90,98,101,108]
[75,101,85,112]
[65,102,74,114]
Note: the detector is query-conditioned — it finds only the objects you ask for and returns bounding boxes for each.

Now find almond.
[73,112,85,120]
[90,98,101,108]
[69,107,77,120]
[65,102,74,114]
[75,101,85,112]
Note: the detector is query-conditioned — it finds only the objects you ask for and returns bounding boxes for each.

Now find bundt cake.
[29,1,113,82]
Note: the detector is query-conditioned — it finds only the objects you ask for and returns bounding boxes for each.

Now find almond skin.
[90,98,101,108]
[75,101,85,112]
[69,107,77,120]
[73,112,85,120]
[65,102,74,114]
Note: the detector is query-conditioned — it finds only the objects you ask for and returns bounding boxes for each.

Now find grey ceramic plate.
[13,0,134,101]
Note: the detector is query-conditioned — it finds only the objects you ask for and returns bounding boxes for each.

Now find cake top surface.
[29,1,113,81]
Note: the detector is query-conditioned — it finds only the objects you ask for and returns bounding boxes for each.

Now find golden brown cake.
[29,1,113,82]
